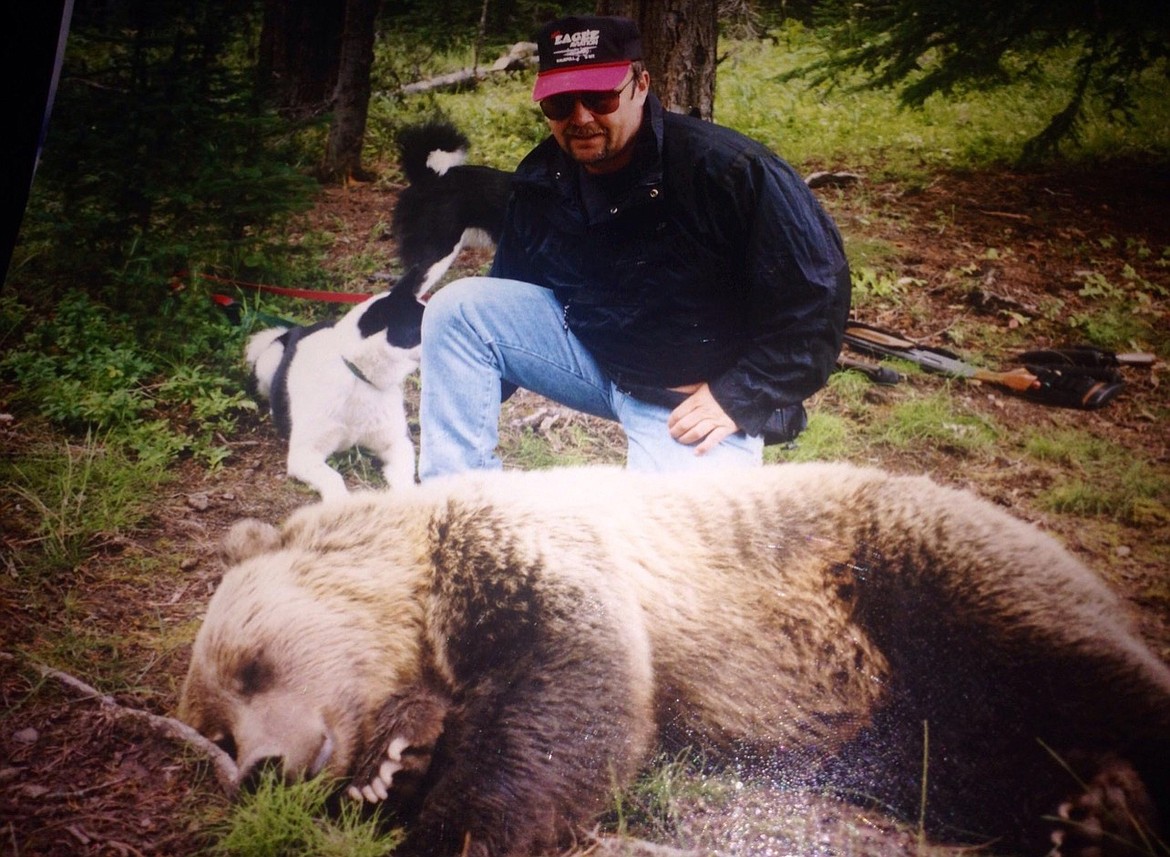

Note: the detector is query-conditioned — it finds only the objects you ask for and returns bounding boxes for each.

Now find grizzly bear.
[179,463,1170,857]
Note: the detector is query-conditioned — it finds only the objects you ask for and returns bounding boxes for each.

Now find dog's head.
[336,291,422,388]
[355,288,425,349]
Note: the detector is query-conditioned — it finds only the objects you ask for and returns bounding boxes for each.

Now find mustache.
[564,124,605,138]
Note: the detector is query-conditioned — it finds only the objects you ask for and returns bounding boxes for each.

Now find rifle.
[845,323,1037,392]
[843,322,1126,409]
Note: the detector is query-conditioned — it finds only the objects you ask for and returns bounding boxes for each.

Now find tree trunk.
[321,0,381,184]
[595,0,719,120]
[257,0,344,113]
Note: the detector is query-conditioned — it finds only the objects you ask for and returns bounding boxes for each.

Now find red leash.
[184,271,375,304]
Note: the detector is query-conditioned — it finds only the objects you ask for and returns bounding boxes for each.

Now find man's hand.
[666,383,740,456]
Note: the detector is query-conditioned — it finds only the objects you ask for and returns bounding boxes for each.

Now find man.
[419,15,850,479]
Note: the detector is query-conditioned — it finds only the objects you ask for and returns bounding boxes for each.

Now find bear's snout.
[238,755,288,791]
[223,694,339,788]
[230,728,338,789]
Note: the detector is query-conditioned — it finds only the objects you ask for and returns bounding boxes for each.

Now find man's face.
[542,69,650,175]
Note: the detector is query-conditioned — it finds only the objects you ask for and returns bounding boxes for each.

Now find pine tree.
[787,0,1170,160]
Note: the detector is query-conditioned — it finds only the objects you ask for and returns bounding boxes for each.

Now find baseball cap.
[532,16,643,102]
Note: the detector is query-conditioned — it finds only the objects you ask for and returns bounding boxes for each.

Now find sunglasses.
[539,76,637,121]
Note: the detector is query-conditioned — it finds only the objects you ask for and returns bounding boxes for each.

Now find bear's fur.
[179,463,1170,857]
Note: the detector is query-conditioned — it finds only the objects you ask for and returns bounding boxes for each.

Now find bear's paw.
[347,688,449,806]
[1048,754,1159,857]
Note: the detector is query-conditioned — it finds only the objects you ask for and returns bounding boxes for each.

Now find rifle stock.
[969,366,1039,392]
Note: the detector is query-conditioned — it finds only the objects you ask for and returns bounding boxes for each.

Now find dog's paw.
[1047,755,1159,857]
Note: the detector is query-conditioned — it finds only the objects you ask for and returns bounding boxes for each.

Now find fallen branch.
[976,209,1031,222]
[398,42,537,96]
[2,651,239,797]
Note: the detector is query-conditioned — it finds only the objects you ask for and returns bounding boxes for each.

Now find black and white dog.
[245,289,421,501]
[390,121,512,299]
[245,122,511,500]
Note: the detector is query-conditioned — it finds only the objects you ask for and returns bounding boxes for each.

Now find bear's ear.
[221,519,283,565]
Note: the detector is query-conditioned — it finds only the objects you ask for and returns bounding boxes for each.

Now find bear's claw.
[1047,755,1158,857]
[348,735,417,803]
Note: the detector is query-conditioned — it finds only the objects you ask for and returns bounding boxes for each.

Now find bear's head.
[179,514,430,788]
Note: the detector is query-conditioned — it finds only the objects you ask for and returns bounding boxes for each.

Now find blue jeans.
[418,277,763,480]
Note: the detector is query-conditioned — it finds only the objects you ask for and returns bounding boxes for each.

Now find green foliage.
[499,414,625,470]
[872,392,1000,454]
[2,293,159,431]
[364,41,546,173]
[717,33,1170,172]
[605,752,731,842]
[2,434,169,573]
[776,0,1170,161]
[1026,430,1170,525]
[0,291,252,468]
[849,266,918,310]
[767,410,856,462]
[769,371,876,463]
[211,772,400,857]
[381,0,588,46]
[774,376,1002,463]
[367,26,1167,179]
[1066,267,1167,350]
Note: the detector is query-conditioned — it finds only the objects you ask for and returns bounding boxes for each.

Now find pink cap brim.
[532,61,631,102]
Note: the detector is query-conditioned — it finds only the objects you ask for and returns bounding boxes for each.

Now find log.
[398,42,537,96]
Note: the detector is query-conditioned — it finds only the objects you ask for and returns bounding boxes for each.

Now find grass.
[849,266,919,311]
[776,379,1002,465]
[1066,268,1168,351]
[500,416,626,470]
[714,26,1170,173]
[870,392,1000,454]
[602,752,736,846]
[1,433,170,574]
[1027,430,1170,525]
[211,773,400,857]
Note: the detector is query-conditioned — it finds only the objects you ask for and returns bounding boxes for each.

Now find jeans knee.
[421,277,483,340]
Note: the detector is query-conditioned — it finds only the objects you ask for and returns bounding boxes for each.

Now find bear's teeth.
[346,785,363,802]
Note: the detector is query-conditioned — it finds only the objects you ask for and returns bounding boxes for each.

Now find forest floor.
[3,155,1169,856]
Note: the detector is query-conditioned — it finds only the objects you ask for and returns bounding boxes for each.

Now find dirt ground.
[2,156,1168,856]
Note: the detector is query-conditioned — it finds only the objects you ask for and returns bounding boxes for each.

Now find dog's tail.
[397,121,470,185]
[245,326,289,401]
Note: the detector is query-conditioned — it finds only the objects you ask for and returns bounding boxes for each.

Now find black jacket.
[491,94,850,441]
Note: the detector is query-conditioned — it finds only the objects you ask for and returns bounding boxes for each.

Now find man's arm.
[707,155,851,437]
